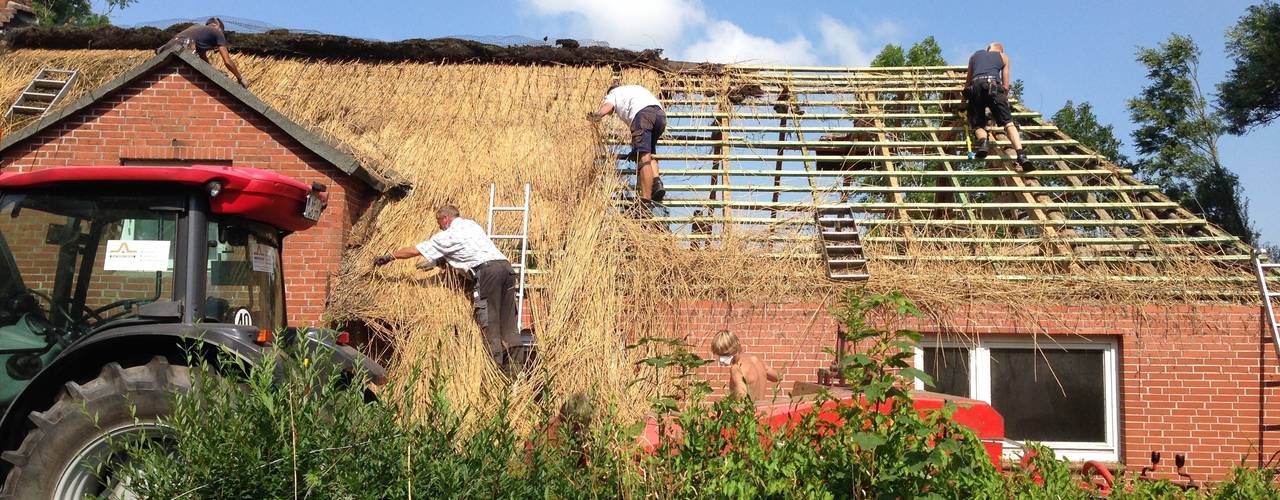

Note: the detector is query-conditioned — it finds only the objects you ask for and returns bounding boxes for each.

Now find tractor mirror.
[209,261,251,286]
[44,222,81,245]
[138,300,181,320]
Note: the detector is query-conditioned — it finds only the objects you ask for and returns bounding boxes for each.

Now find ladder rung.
[825,244,864,251]
[31,78,68,87]
[490,206,527,212]
[830,274,871,280]
[21,91,58,99]
[1267,292,1280,298]
[829,258,867,265]
[490,235,526,240]
[9,105,46,113]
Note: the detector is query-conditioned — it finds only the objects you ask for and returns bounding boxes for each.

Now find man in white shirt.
[372,205,519,367]
[588,84,667,204]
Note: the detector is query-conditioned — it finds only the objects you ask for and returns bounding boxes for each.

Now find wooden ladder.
[815,206,869,281]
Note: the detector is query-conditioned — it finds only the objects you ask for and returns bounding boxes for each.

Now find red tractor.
[0,165,385,498]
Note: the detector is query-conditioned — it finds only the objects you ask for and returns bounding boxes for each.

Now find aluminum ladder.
[1253,250,1280,361]
[486,183,532,336]
[815,206,869,281]
[4,68,78,120]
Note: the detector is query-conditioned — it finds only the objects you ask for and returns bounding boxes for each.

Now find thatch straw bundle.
[0,50,1257,429]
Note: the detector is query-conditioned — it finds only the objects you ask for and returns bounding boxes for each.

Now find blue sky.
[98,0,1280,244]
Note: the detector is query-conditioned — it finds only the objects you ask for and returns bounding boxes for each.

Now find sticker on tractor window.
[103,240,171,272]
[233,308,253,326]
[248,239,277,275]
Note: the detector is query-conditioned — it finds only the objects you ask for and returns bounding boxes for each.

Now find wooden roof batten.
[609,64,1255,287]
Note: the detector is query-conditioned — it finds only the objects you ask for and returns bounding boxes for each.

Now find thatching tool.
[959,109,975,160]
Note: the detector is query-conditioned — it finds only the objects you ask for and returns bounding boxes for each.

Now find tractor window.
[0,193,179,333]
[203,221,284,331]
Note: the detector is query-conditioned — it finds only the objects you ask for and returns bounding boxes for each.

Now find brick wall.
[663,300,1274,481]
[0,64,373,325]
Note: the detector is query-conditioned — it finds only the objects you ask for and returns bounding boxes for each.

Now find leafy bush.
[114,292,1280,499]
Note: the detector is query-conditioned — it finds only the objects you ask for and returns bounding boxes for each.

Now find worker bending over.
[373,205,520,369]
[588,84,667,204]
[964,43,1026,166]
[157,17,247,87]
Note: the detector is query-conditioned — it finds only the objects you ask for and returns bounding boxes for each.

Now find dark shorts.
[965,79,1013,129]
[630,105,666,156]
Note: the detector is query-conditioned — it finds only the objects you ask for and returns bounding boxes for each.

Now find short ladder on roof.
[486,183,533,342]
[815,206,869,281]
[1252,250,1280,361]
[4,68,78,120]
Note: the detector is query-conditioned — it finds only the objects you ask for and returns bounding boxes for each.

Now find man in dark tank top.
[156,17,247,87]
[963,43,1026,166]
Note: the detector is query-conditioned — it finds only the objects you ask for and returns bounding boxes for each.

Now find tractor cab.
[0,165,380,498]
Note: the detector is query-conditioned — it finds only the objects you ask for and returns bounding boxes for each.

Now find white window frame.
[914,335,1120,462]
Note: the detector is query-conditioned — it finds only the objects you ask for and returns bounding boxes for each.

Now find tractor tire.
[0,356,190,499]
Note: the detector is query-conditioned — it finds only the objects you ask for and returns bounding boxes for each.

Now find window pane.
[0,193,178,332]
[991,348,1106,443]
[204,221,284,330]
[922,347,970,397]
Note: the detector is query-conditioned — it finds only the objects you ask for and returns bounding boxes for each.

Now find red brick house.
[0,49,402,324]
[0,43,1275,484]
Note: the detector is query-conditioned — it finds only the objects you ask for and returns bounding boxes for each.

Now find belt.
[971,75,1000,83]
[470,259,507,274]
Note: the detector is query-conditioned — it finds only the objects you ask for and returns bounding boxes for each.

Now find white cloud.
[680,20,817,66]
[870,20,900,40]
[522,0,705,49]
[816,15,874,67]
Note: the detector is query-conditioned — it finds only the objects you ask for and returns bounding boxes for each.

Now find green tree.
[905,36,945,66]
[1009,79,1025,101]
[1052,100,1130,166]
[871,44,905,67]
[1128,34,1255,243]
[32,0,134,26]
[1219,1,1280,134]
[872,37,947,67]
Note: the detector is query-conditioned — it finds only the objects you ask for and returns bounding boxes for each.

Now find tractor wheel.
[0,357,190,499]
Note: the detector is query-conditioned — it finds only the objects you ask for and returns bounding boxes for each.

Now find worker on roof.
[372,205,522,371]
[157,17,247,87]
[964,43,1026,166]
[588,84,667,206]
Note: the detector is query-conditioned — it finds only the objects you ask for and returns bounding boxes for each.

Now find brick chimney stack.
[1,0,37,31]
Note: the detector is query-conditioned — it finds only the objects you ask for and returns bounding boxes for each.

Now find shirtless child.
[711,331,781,400]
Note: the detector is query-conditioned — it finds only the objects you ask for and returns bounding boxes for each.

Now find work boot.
[974,138,990,159]
[1015,149,1030,168]
[650,177,666,203]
